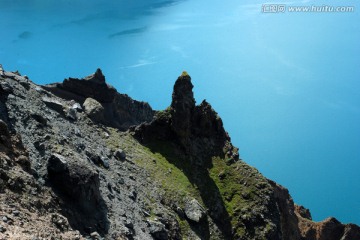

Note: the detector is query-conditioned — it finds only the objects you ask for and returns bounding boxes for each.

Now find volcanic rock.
[62,68,116,103]
[0,65,359,239]
[170,72,195,139]
[43,68,154,130]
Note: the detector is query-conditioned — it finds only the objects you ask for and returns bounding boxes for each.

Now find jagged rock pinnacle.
[170,73,195,138]
[60,68,116,103]
[84,68,106,83]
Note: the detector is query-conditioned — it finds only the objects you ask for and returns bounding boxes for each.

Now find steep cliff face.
[0,65,359,240]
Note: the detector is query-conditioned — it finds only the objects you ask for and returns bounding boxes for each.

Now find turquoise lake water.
[1,0,359,224]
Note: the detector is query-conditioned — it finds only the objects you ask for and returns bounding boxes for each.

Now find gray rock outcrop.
[43,68,154,130]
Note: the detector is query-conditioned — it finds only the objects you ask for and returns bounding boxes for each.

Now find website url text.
[262,5,355,13]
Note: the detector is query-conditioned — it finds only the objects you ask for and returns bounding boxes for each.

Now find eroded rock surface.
[0,65,358,239]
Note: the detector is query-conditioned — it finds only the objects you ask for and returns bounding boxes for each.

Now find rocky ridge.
[0,64,359,240]
[43,68,154,130]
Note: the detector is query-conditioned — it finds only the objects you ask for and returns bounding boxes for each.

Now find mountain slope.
[0,64,359,240]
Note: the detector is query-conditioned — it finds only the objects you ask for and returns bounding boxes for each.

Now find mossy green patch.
[105,129,274,239]
[144,142,234,238]
[105,131,201,237]
[209,157,273,238]
[154,107,172,121]
[181,71,189,77]
[105,127,122,151]
[139,140,201,204]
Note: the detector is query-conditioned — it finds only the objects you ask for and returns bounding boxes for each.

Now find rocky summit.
[0,65,359,240]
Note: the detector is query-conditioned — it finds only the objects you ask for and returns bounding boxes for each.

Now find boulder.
[100,157,110,169]
[184,199,206,223]
[47,154,101,210]
[148,220,168,240]
[34,141,45,152]
[114,149,126,161]
[47,153,109,234]
[48,154,68,173]
[83,97,105,123]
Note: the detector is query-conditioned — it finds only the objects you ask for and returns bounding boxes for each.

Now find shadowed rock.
[47,154,109,234]
[133,72,235,165]
[170,72,195,139]
[43,69,154,130]
[62,68,116,103]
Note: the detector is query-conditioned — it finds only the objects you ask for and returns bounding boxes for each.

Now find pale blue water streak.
[1,0,359,224]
